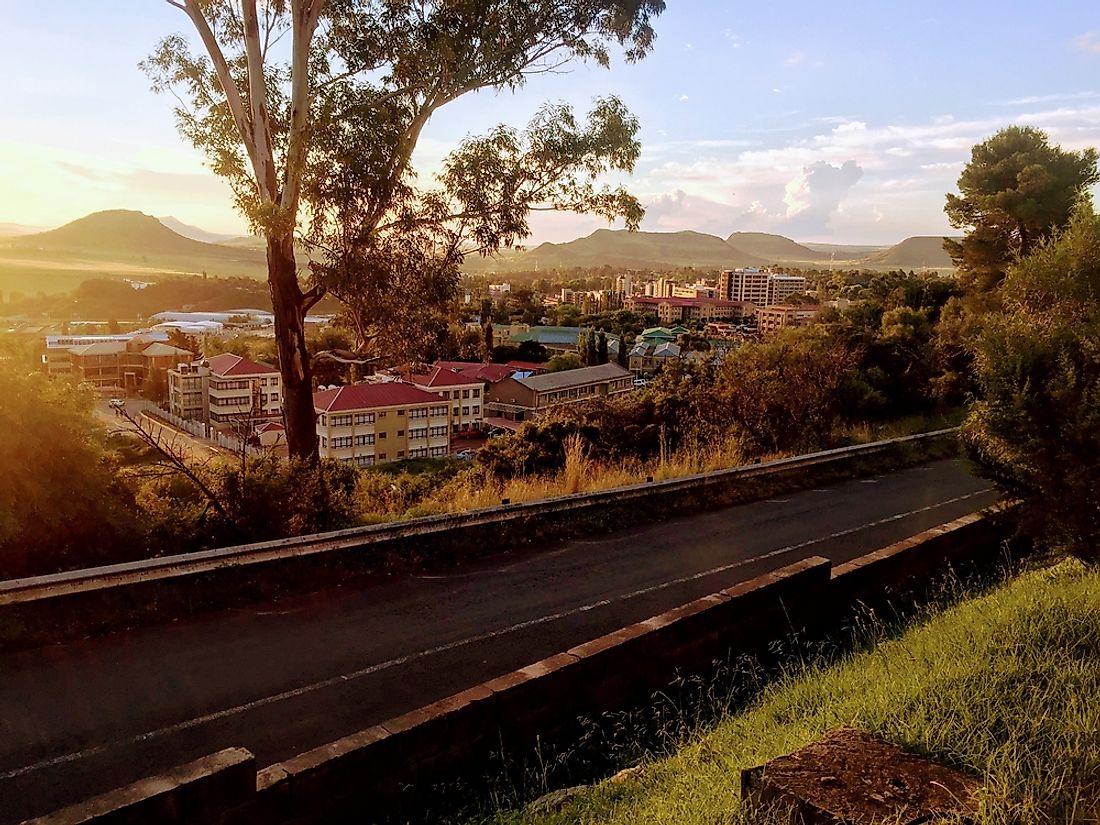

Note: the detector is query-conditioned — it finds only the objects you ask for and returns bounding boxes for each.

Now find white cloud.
[1074,32,1100,54]
[785,51,805,66]
[997,91,1100,106]
[678,94,690,102]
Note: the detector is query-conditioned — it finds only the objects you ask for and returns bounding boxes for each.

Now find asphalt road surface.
[0,458,996,823]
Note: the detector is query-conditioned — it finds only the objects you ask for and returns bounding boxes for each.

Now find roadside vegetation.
[466,559,1099,825]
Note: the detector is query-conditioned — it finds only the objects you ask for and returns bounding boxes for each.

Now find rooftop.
[408,365,485,388]
[205,352,279,377]
[314,381,444,413]
[517,362,631,392]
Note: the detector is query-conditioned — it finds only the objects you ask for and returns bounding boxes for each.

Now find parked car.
[455,449,477,461]
[108,398,126,409]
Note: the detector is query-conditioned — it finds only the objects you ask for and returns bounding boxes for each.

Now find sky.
[2,2,1099,245]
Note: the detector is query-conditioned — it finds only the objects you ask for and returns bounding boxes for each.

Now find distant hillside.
[802,242,890,259]
[865,236,959,269]
[158,216,239,244]
[725,232,828,262]
[511,229,766,270]
[8,210,252,259]
[1,210,270,283]
[0,223,45,238]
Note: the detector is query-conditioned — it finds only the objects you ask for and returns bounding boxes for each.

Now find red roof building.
[205,352,279,377]
[314,381,452,467]
[405,366,488,435]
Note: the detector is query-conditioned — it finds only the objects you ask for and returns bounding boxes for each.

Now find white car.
[108,398,126,409]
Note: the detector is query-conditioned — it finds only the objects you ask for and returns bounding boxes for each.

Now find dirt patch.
[741,728,979,824]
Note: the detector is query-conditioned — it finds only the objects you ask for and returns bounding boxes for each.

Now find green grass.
[477,560,1100,825]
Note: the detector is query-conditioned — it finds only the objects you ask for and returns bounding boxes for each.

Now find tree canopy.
[962,201,1100,564]
[945,126,1099,291]
[147,0,665,460]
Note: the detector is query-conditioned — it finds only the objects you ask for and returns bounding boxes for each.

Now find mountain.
[158,216,239,244]
[802,242,890,259]
[2,210,269,282]
[514,229,766,270]
[725,231,828,262]
[7,210,264,263]
[864,236,959,269]
[0,223,46,237]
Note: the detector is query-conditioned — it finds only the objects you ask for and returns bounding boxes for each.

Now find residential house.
[314,382,451,467]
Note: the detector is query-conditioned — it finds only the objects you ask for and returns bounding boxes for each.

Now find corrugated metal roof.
[517,363,631,392]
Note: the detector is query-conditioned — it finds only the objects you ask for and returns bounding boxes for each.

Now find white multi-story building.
[719,269,806,306]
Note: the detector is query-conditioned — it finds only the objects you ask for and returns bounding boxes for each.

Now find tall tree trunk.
[267,232,318,462]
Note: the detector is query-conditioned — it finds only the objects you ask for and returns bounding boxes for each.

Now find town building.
[508,325,588,353]
[719,269,807,306]
[167,362,210,423]
[406,365,487,435]
[314,382,451,467]
[49,335,193,395]
[484,363,633,423]
[626,296,755,325]
[755,304,824,336]
[205,353,283,429]
[40,332,171,381]
[628,341,683,375]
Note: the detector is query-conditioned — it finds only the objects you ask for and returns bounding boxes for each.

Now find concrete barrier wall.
[27,749,254,825]
[26,508,1011,825]
[0,430,958,652]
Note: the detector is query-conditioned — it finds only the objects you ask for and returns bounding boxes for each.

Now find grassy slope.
[487,560,1100,825]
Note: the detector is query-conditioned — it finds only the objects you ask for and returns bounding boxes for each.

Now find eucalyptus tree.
[146,1,664,461]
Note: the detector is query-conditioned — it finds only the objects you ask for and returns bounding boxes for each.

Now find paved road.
[0,459,996,823]
[92,398,225,462]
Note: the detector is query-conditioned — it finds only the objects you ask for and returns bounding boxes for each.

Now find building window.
[397,450,405,458]
[409,428,428,439]
[319,414,327,426]
[354,434,375,446]
[354,413,375,425]
[397,430,405,437]
[378,411,387,418]
[379,431,387,439]
[408,448,428,458]
[331,436,354,448]
[462,389,470,399]
[320,436,328,448]
[397,409,405,416]
[429,405,448,416]
[430,446,447,457]
[355,455,375,467]
[462,406,470,415]
[331,414,353,427]
[473,405,480,414]
[429,425,448,437]
[453,406,460,415]
[473,389,481,398]
[378,453,387,461]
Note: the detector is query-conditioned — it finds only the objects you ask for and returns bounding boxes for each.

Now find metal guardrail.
[0,428,958,606]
